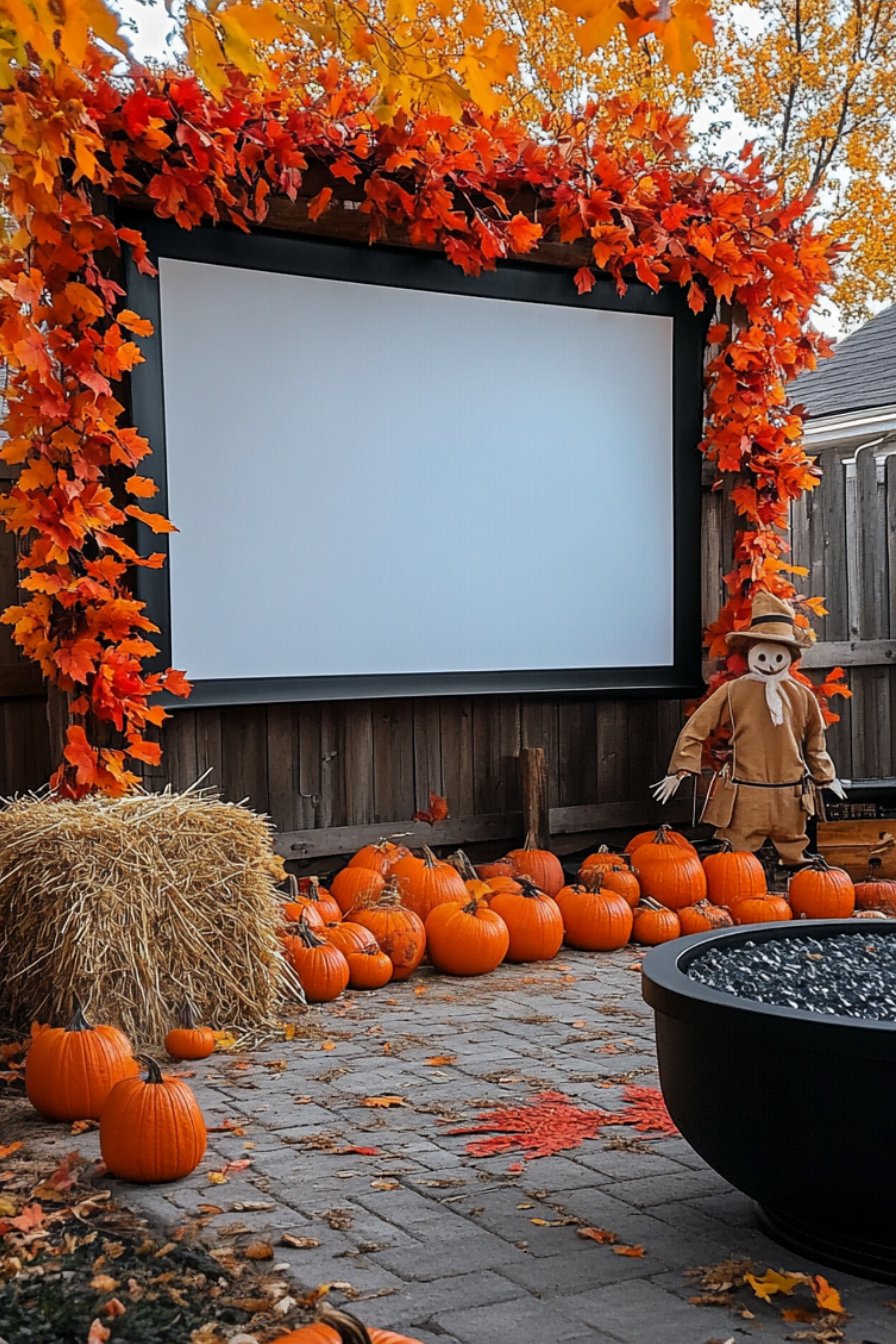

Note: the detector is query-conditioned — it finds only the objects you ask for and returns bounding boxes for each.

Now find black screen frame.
[124,213,708,708]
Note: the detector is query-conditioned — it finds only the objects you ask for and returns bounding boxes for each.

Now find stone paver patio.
[21,951,896,1342]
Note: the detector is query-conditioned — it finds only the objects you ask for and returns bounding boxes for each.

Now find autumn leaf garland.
[0,50,843,794]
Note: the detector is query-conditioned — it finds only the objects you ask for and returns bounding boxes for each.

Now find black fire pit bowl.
[642,920,896,1283]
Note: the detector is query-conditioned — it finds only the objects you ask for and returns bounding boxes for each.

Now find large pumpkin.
[273,1304,423,1343]
[626,828,697,856]
[554,883,633,951]
[702,842,766,907]
[789,857,855,920]
[734,894,793,924]
[25,1004,139,1122]
[164,999,216,1061]
[330,866,386,917]
[390,847,466,921]
[282,918,350,1003]
[347,841,410,877]
[632,825,706,910]
[488,879,564,962]
[349,883,426,981]
[100,1054,206,1183]
[506,832,564,897]
[631,898,681,945]
[678,899,735,936]
[425,898,509,976]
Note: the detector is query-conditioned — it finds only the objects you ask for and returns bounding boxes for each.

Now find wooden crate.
[816,820,896,879]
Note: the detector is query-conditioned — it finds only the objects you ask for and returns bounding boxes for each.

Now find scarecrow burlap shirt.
[667,676,836,864]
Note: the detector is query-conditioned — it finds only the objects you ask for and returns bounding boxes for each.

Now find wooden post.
[519,746,549,848]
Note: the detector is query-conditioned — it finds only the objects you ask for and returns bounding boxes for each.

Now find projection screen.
[127,222,706,704]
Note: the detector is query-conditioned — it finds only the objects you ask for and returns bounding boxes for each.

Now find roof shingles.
[791,303,896,419]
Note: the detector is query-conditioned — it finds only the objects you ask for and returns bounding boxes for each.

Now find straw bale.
[0,786,301,1043]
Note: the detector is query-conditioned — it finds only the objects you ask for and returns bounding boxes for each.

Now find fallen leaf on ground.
[0,1141,23,1159]
[279,1234,320,1249]
[244,1241,273,1260]
[371,1179,399,1191]
[87,1321,111,1344]
[211,1031,239,1051]
[811,1276,844,1314]
[746,1268,806,1302]
[321,1040,336,1051]
[425,1055,457,1067]
[577,1226,618,1244]
[8,1202,46,1231]
[361,1095,406,1108]
[413,986,428,996]
[90,1275,119,1292]
[335,1146,381,1156]
[613,1243,645,1257]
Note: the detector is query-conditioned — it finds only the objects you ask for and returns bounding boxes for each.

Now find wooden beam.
[0,662,44,699]
[519,746,548,847]
[798,639,896,669]
[550,799,693,835]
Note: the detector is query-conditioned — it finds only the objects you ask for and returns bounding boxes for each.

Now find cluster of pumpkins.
[279,827,896,1002]
[23,1000,215,1183]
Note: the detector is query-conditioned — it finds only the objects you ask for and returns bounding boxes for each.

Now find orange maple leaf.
[413,791,449,824]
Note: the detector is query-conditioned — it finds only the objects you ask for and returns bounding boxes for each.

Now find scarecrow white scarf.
[744,668,790,727]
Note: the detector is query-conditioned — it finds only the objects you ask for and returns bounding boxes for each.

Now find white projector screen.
[155,257,675,684]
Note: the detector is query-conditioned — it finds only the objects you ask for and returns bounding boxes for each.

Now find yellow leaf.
[424,1054,456,1066]
[745,1269,808,1303]
[211,1030,238,1051]
[811,1276,844,1314]
[361,1095,407,1108]
[321,1039,336,1051]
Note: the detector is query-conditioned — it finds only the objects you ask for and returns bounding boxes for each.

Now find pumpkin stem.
[372,879,404,908]
[294,913,327,948]
[301,875,322,900]
[639,896,667,911]
[713,840,734,854]
[315,1304,374,1343]
[446,849,478,881]
[66,1002,92,1033]
[518,877,545,899]
[653,824,673,845]
[136,1053,165,1085]
[286,872,299,899]
[178,997,201,1030]
[421,846,440,869]
[522,828,540,851]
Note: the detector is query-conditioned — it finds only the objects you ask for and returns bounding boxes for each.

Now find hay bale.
[0,787,301,1043]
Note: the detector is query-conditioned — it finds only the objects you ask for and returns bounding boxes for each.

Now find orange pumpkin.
[631,898,681,945]
[100,1054,206,1183]
[578,846,629,880]
[734,894,793,924]
[678,899,735,936]
[854,872,896,914]
[347,841,410,877]
[346,946,394,990]
[506,832,564,897]
[164,999,216,1061]
[554,883,633,951]
[488,878,564,962]
[626,828,697,856]
[331,866,386,917]
[25,1004,139,1122]
[475,858,515,881]
[324,921,379,957]
[789,857,855,920]
[272,1304,423,1343]
[283,918,350,1002]
[391,847,466,921]
[631,825,706,910]
[283,874,342,925]
[349,883,426,981]
[425,898,509,976]
[484,875,523,896]
[702,843,765,907]
[595,867,640,908]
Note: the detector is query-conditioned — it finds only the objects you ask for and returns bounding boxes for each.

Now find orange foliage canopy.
[0,48,846,795]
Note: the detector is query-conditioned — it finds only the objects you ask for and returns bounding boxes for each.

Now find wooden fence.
[2,435,893,865]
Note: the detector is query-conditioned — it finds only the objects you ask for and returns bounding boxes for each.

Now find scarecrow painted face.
[747,640,793,677]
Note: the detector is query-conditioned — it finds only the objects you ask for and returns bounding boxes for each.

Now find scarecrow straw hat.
[725,592,809,656]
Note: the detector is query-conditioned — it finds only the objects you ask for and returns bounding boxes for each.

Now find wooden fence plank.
[520,699,561,808]
[888,455,896,639]
[412,698,442,813]
[266,704,299,835]
[473,697,520,815]
[595,700,627,801]
[220,704,268,810]
[439,697,475,818]
[799,640,896,669]
[194,707,223,791]
[371,699,415,825]
[557,699,597,806]
[297,704,323,829]
[339,702,374,825]
[822,448,849,642]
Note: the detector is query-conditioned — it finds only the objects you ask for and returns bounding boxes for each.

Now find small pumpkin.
[554,882,633,951]
[347,841,410,877]
[475,858,515,881]
[484,875,523,897]
[349,881,426,981]
[578,846,629,880]
[390,846,467,921]
[678,899,735,936]
[702,842,766,907]
[25,1004,139,1122]
[631,897,681,945]
[789,857,855,920]
[282,917,350,1003]
[324,921,379,957]
[283,874,341,925]
[631,825,707,910]
[582,865,640,908]
[626,828,697,856]
[424,897,509,976]
[331,866,386,917]
[488,878,564,962]
[100,1054,206,1183]
[164,998,216,1061]
[272,1303,423,1343]
[854,863,896,913]
[506,831,564,897]
[733,894,793,924]
[346,945,394,990]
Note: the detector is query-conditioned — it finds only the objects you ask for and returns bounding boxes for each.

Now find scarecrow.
[652,593,846,867]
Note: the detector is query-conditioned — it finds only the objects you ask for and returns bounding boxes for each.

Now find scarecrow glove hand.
[651,774,684,805]
[828,778,847,800]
